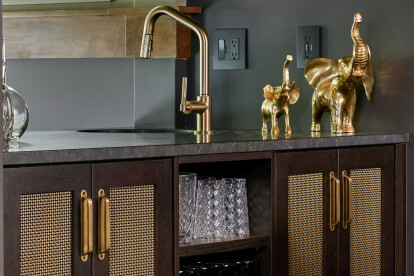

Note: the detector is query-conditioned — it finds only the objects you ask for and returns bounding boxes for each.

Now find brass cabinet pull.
[98,189,110,260]
[329,172,340,231]
[342,171,353,229]
[80,190,93,262]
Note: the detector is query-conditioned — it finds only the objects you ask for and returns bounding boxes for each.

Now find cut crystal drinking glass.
[179,172,197,243]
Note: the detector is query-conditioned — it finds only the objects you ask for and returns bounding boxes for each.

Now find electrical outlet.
[296,26,320,68]
[213,29,247,70]
[230,39,239,60]
[304,36,312,58]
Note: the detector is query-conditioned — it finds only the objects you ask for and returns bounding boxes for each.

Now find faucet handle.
[180,77,188,113]
[180,76,207,115]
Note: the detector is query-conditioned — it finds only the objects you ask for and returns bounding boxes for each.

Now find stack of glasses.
[179,173,250,243]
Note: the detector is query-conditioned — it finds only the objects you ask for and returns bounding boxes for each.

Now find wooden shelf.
[3,6,201,59]
[179,235,270,257]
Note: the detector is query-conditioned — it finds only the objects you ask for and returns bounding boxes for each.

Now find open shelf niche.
[175,152,273,275]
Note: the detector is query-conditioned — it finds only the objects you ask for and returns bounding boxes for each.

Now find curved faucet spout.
[140,6,209,98]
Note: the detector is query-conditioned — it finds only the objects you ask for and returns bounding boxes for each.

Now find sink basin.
[78,128,195,134]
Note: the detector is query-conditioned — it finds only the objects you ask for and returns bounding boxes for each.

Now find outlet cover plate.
[296,26,320,68]
[213,29,247,70]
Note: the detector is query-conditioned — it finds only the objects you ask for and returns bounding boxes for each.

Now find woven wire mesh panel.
[288,173,323,276]
[109,185,156,276]
[20,192,73,276]
[350,168,382,276]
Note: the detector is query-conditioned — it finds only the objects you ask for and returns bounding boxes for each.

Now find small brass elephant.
[304,12,374,133]
[261,55,300,133]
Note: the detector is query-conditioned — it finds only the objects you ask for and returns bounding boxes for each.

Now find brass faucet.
[140,6,212,134]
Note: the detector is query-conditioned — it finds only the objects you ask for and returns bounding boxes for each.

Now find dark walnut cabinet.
[2,144,406,275]
[3,159,173,276]
[274,145,405,276]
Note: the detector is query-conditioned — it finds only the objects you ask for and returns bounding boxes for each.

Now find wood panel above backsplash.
[3,6,200,59]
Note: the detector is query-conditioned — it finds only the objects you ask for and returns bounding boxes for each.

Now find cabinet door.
[338,145,395,276]
[92,159,173,276]
[274,150,338,275]
[3,164,92,276]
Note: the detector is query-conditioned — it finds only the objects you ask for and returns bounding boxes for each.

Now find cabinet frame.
[274,149,338,275]
[338,145,395,275]
[3,164,92,275]
[92,159,173,275]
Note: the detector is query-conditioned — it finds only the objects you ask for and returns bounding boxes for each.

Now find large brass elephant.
[304,12,374,133]
[261,55,299,133]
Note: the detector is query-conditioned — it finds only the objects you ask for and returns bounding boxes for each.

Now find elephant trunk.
[351,12,370,78]
[283,55,293,87]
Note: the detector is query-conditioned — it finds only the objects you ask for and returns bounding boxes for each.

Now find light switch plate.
[213,29,247,70]
[296,26,321,68]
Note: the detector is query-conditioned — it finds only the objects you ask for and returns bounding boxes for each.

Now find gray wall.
[189,0,414,132]
[188,0,414,273]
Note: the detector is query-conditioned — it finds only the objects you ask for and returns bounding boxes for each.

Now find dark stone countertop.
[3,130,408,166]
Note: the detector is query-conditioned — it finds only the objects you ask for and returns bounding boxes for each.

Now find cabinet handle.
[80,190,93,262]
[98,189,110,260]
[329,172,340,231]
[342,171,353,229]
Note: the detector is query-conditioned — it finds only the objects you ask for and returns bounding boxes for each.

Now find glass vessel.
[223,178,238,238]
[234,178,250,237]
[3,66,29,146]
[194,177,227,240]
[2,39,29,148]
[179,172,197,244]
[2,71,13,151]
[194,177,215,240]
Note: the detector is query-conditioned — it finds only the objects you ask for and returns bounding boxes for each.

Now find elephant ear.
[304,58,339,91]
[361,62,374,100]
[263,84,275,102]
[288,83,300,104]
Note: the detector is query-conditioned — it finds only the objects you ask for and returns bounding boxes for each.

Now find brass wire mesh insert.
[349,168,382,276]
[20,192,73,276]
[109,185,156,276]
[288,173,323,276]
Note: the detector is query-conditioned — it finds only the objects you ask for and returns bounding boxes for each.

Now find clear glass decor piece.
[2,39,29,148]
[4,67,29,145]
[2,79,13,151]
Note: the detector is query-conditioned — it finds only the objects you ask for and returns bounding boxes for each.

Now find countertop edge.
[3,133,409,166]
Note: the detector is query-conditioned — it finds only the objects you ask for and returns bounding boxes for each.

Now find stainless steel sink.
[77,128,195,134]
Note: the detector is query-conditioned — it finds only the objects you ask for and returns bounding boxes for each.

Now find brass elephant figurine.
[261,55,300,133]
[305,12,374,133]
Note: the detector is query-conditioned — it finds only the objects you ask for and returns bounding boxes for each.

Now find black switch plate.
[213,29,247,70]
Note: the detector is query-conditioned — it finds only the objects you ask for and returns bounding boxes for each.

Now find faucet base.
[194,130,214,135]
